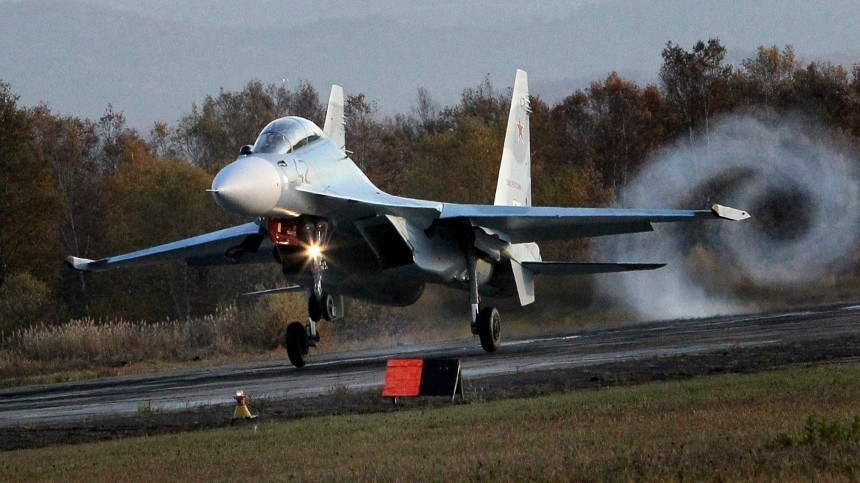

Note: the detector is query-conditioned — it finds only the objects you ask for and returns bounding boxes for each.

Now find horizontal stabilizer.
[521,261,665,275]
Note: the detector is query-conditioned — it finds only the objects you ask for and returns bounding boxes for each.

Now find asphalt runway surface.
[2,303,859,429]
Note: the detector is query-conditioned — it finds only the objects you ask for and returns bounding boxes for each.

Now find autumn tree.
[738,45,801,107]
[27,107,105,314]
[92,104,145,175]
[588,73,671,190]
[660,38,733,141]
[399,77,514,203]
[789,61,853,128]
[174,80,324,171]
[548,90,595,170]
[453,75,510,126]
[148,121,176,159]
[404,115,502,203]
[0,82,62,330]
[91,158,223,319]
[412,87,442,134]
[343,94,420,192]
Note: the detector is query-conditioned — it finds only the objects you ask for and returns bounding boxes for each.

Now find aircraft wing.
[66,221,270,272]
[438,203,750,243]
[294,184,443,221]
[295,183,748,243]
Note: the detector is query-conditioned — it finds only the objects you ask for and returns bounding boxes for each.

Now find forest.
[1,39,859,354]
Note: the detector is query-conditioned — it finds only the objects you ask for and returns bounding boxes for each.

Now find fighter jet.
[67,70,749,367]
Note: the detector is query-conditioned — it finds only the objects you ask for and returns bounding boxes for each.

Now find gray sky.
[2,0,858,129]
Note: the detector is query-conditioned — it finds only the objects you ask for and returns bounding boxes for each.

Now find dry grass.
[2,362,860,481]
[0,282,626,386]
[0,299,472,386]
[0,305,280,382]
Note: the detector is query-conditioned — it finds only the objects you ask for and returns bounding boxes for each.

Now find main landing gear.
[308,292,337,322]
[467,249,501,352]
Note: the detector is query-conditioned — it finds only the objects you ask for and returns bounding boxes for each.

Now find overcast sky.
[2,0,858,129]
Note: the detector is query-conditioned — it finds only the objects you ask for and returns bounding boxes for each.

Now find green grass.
[3,362,860,481]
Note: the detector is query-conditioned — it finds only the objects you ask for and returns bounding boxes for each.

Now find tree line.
[1,39,859,333]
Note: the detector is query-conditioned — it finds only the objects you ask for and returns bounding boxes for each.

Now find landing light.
[307,244,322,259]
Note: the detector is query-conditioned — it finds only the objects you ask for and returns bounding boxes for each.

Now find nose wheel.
[285,321,310,368]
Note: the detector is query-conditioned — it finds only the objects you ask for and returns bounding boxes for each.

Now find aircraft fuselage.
[211,126,504,307]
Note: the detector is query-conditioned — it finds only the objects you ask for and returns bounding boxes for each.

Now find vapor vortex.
[594,114,860,319]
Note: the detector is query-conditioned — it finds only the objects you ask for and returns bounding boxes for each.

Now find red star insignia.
[516,118,524,142]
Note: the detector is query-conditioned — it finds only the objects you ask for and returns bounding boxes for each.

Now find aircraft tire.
[286,321,309,368]
[477,306,501,352]
[321,293,336,321]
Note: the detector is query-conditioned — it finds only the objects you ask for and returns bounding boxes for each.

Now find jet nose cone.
[211,157,282,216]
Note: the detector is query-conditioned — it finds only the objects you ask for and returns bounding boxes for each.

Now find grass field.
[2,362,860,481]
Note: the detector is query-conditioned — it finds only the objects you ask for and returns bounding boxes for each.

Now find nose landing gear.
[285,321,310,367]
[284,218,336,368]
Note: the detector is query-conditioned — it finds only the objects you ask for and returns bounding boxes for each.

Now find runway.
[1,303,858,426]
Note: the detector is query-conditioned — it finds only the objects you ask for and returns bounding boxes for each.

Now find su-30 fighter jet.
[68,70,750,367]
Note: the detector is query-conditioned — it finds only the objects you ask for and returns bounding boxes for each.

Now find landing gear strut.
[286,218,334,368]
[467,248,501,352]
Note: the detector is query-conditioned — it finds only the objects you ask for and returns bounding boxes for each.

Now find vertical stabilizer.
[323,85,346,151]
[496,70,536,305]
[493,69,531,207]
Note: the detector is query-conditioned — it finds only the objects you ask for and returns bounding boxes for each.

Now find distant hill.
[2,0,858,128]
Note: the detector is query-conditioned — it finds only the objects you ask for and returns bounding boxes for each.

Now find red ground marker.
[382,359,423,398]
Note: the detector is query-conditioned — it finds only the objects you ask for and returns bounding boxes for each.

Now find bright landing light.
[307,244,322,259]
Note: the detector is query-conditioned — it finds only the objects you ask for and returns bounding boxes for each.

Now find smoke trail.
[594,113,860,319]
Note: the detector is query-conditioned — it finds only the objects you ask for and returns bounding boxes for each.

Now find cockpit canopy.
[252,117,325,155]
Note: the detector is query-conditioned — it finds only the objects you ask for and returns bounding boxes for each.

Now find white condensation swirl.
[593,114,860,319]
